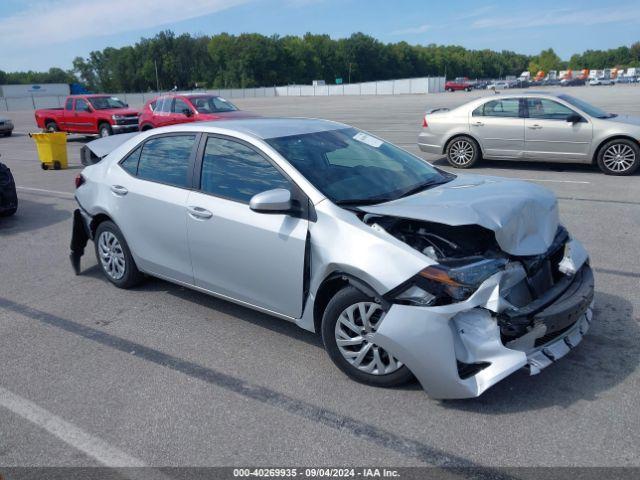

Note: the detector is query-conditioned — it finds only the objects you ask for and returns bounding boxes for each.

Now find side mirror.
[566,113,582,123]
[249,188,292,214]
[183,108,193,117]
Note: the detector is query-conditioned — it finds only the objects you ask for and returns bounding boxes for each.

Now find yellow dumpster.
[29,132,68,170]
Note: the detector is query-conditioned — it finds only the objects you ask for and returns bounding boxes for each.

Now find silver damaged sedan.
[418,92,640,175]
[71,119,594,399]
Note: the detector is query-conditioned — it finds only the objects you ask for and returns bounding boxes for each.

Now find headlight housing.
[393,258,508,306]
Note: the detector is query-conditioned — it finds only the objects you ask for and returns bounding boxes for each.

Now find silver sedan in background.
[71,119,594,399]
[418,92,640,175]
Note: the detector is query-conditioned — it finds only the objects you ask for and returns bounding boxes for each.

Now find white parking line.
[0,385,145,467]
[16,186,74,198]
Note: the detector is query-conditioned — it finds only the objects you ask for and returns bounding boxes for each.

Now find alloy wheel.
[602,143,636,173]
[334,302,403,375]
[449,139,474,166]
[98,231,126,280]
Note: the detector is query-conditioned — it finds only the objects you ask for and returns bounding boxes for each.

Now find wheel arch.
[312,272,383,334]
[592,135,640,164]
[442,132,483,156]
[89,212,114,238]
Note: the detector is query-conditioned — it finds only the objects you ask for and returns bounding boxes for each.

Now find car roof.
[193,117,348,139]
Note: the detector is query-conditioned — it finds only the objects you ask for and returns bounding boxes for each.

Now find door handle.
[187,206,213,220]
[472,121,484,126]
[110,185,128,196]
[528,124,542,129]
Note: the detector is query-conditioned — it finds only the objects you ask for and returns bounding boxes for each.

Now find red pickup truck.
[35,95,140,137]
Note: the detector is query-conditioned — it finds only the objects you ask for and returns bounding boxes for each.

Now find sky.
[0,0,639,72]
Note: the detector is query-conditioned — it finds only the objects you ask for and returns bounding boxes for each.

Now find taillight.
[75,174,85,189]
[422,116,428,128]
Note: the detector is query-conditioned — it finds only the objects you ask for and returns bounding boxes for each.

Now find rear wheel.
[321,286,413,388]
[446,135,481,168]
[94,221,143,289]
[597,139,639,176]
[446,87,454,92]
[99,123,113,137]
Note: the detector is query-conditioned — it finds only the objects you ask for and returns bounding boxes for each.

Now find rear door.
[470,97,525,158]
[153,97,173,128]
[186,134,308,318]
[523,98,593,162]
[109,133,199,284]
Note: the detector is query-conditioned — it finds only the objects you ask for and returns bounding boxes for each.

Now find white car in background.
[487,81,510,90]
[589,77,615,86]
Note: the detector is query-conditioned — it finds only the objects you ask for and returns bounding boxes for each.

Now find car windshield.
[88,96,127,110]
[187,95,238,113]
[266,127,451,205]
[558,94,611,118]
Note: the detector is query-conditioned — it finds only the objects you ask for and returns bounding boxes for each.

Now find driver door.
[186,135,309,318]
[73,98,94,134]
[524,98,593,162]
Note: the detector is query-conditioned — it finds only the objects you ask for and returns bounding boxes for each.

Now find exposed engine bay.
[361,214,584,344]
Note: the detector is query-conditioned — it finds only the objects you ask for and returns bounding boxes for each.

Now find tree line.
[1,31,639,93]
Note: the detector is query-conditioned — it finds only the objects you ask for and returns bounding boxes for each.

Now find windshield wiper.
[334,196,396,206]
[398,178,449,199]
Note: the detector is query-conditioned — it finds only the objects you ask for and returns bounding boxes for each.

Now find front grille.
[116,116,139,126]
[534,321,576,347]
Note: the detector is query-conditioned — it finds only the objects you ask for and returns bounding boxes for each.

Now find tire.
[4,131,12,137]
[465,87,472,92]
[99,123,113,138]
[94,220,143,289]
[321,286,413,388]
[45,121,59,133]
[0,206,17,217]
[446,135,481,168]
[596,139,640,176]
[140,125,153,131]
[446,87,454,92]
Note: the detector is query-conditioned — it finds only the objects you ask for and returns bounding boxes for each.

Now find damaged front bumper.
[371,239,594,399]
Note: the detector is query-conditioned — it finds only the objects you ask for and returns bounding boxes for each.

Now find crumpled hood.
[361,174,559,256]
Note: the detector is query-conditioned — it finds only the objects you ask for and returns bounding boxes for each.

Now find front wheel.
[321,286,413,388]
[94,221,143,288]
[45,121,59,133]
[446,136,481,168]
[99,123,113,137]
[597,139,639,175]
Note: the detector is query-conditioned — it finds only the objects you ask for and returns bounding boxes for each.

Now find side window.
[65,98,73,110]
[137,135,196,188]
[120,146,142,175]
[75,99,90,112]
[527,99,574,120]
[475,99,521,118]
[173,98,192,115]
[200,137,290,203]
[149,100,157,112]
[159,97,172,113]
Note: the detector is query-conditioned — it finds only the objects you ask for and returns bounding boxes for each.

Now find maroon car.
[445,78,473,92]
[138,94,257,130]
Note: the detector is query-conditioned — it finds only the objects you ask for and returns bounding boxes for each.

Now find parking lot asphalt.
[0,85,639,469]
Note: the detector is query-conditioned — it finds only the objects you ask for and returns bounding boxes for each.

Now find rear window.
[135,135,196,188]
[473,98,520,118]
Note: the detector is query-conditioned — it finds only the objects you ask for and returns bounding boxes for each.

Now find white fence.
[0,76,445,112]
